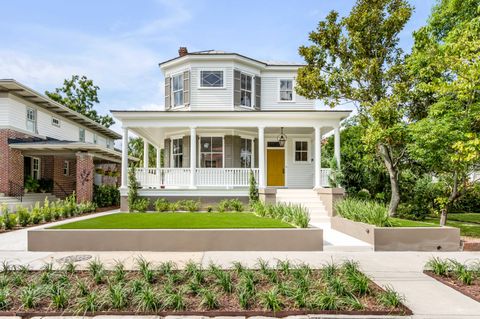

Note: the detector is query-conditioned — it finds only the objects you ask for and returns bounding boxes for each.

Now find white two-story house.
[0,80,128,207]
[112,48,350,208]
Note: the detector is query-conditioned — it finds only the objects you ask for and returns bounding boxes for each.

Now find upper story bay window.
[240,73,252,107]
[26,107,36,133]
[280,79,294,101]
[200,70,223,88]
[200,137,223,168]
[172,73,184,107]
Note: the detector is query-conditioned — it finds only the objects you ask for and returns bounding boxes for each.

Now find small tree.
[249,170,259,203]
[328,157,344,188]
[127,167,139,211]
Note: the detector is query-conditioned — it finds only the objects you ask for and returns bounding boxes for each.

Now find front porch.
[114,110,349,195]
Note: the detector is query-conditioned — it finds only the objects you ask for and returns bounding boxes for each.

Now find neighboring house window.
[52,117,60,127]
[172,73,184,107]
[172,138,183,168]
[294,140,309,162]
[280,79,293,101]
[63,161,69,176]
[240,73,252,107]
[32,157,40,180]
[240,138,253,168]
[106,139,111,148]
[26,108,36,133]
[200,137,223,168]
[79,128,85,142]
[200,70,223,87]
[93,134,97,144]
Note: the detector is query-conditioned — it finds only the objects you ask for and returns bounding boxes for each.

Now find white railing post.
[143,139,149,169]
[258,126,266,189]
[314,126,322,188]
[334,125,341,169]
[121,127,129,189]
[190,127,197,189]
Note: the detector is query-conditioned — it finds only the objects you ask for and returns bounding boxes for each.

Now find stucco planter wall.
[331,216,460,251]
[315,187,344,216]
[28,227,323,252]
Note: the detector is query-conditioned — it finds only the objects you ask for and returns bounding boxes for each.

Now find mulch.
[424,271,480,303]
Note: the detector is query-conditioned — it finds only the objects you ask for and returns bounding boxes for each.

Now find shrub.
[3,212,16,230]
[131,198,150,213]
[217,200,230,212]
[184,200,200,212]
[229,199,244,212]
[93,184,120,208]
[30,203,42,225]
[16,206,30,227]
[249,170,259,204]
[335,197,391,227]
[154,198,170,212]
[42,198,52,222]
[398,176,446,220]
[127,167,140,210]
[252,201,310,228]
[169,201,181,212]
[206,206,213,212]
[356,189,371,200]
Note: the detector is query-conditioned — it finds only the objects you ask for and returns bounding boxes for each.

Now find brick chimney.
[178,47,188,57]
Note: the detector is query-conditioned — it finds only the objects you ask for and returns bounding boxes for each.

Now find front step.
[276,188,329,223]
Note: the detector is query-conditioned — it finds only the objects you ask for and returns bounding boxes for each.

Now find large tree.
[46,75,114,128]
[408,0,480,226]
[296,0,412,215]
[128,136,160,168]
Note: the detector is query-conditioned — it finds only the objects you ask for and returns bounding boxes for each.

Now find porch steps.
[0,193,58,212]
[276,189,330,224]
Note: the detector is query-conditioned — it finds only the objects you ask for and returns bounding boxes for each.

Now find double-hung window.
[280,79,293,101]
[32,157,40,180]
[79,128,85,142]
[172,73,184,107]
[172,138,183,168]
[26,108,36,133]
[240,73,252,107]
[294,141,309,163]
[63,161,70,176]
[200,137,223,168]
[240,138,253,168]
[200,70,223,88]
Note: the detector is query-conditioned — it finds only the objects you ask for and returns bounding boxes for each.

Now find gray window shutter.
[183,70,190,107]
[165,77,171,110]
[164,138,171,167]
[254,76,261,110]
[234,70,241,107]
[182,135,190,168]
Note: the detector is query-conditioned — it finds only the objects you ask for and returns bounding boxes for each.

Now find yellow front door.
[267,149,285,186]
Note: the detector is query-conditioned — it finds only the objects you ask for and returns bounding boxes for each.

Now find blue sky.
[1,0,435,133]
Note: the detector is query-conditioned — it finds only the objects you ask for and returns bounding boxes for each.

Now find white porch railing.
[319,168,332,187]
[135,168,259,188]
[196,168,259,187]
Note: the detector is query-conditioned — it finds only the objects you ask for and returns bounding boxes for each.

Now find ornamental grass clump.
[252,201,310,228]
[335,197,391,227]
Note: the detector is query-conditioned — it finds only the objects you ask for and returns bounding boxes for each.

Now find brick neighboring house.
[0,79,132,207]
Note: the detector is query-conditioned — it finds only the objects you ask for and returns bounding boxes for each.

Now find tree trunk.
[439,207,448,227]
[440,171,459,227]
[378,144,400,216]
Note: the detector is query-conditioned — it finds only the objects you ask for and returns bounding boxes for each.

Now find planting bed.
[424,257,480,302]
[0,260,411,316]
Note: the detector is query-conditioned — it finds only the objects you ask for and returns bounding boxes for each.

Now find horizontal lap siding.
[286,137,314,188]
[260,73,315,110]
[190,62,234,110]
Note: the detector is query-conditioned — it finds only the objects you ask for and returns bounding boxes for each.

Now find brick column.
[76,152,94,203]
[0,129,27,195]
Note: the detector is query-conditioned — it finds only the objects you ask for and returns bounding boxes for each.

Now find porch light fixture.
[277,127,287,147]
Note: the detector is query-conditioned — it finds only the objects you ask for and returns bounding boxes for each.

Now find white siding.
[285,135,314,188]
[190,61,234,110]
[0,94,111,145]
[260,71,315,110]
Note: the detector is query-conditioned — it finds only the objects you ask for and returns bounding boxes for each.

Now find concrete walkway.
[0,211,479,318]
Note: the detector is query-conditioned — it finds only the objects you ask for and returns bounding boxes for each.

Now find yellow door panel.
[267,149,285,186]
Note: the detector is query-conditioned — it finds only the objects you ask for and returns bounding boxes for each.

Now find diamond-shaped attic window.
[200,71,224,87]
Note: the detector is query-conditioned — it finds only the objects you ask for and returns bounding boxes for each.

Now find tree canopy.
[46,75,114,128]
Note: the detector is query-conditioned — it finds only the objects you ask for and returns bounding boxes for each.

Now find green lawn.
[389,218,438,227]
[424,216,480,238]
[51,212,294,229]
[446,213,480,225]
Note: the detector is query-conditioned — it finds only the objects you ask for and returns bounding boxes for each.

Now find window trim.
[278,78,296,103]
[31,157,41,180]
[240,72,254,109]
[293,139,310,164]
[26,107,36,133]
[51,117,60,127]
[240,137,254,169]
[171,72,185,108]
[198,136,225,168]
[63,160,70,176]
[198,69,226,89]
[171,137,184,168]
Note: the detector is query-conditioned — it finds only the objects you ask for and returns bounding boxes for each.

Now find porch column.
[258,126,265,188]
[190,126,197,188]
[120,127,128,188]
[156,147,161,169]
[314,126,322,188]
[334,125,341,169]
[143,139,149,169]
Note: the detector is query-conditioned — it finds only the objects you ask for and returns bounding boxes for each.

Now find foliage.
[24,176,39,193]
[16,206,30,227]
[252,201,310,228]
[296,0,413,216]
[45,75,114,127]
[183,200,200,212]
[38,178,53,193]
[328,157,343,188]
[249,170,259,204]
[154,198,170,212]
[335,198,391,227]
[93,184,120,207]
[130,198,150,213]
[127,167,140,211]
[128,137,160,168]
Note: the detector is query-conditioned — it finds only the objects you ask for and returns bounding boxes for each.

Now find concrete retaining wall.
[28,228,323,252]
[331,216,460,251]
